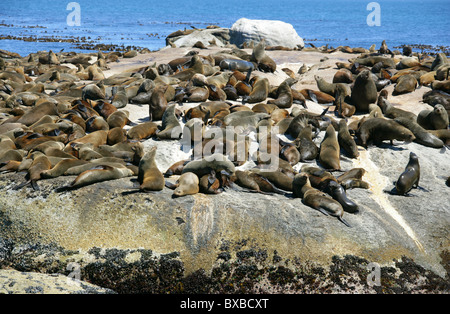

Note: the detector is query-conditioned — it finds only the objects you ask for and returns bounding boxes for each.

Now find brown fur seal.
[249,168,293,192]
[395,152,421,195]
[243,77,269,104]
[156,104,182,140]
[86,116,110,132]
[233,170,287,195]
[199,171,223,194]
[167,172,200,197]
[394,117,444,148]
[107,110,130,129]
[164,159,190,177]
[293,124,319,162]
[337,119,359,158]
[13,153,52,191]
[334,84,355,118]
[182,154,235,178]
[149,85,168,121]
[137,146,165,191]
[267,78,295,109]
[292,174,351,227]
[417,104,449,130]
[356,118,415,147]
[107,127,127,145]
[350,70,378,112]
[55,165,133,192]
[127,121,158,141]
[393,74,418,95]
[319,124,341,170]
[377,94,417,121]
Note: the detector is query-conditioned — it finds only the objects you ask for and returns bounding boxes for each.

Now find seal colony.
[0,37,449,228]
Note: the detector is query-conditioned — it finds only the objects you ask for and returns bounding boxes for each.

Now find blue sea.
[0,0,449,57]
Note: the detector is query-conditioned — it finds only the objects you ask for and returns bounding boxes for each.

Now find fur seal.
[149,85,168,121]
[156,104,182,140]
[243,77,269,104]
[233,170,287,195]
[107,110,129,129]
[292,174,351,227]
[127,121,158,141]
[293,124,319,162]
[267,78,295,109]
[393,74,418,95]
[55,165,133,192]
[337,119,359,158]
[395,152,421,195]
[378,94,417,121]
[319,124,341,170]
[417,104,449,130]
[168,172,200,197]
[325,180,359,214]
[199,170,223,194]
[356,118,415,147]
[137,146,165,191]
[182,154,235,178]
[334,84,355,118]
[394,117,444,148]
[350,70,378,112]
[249,169,293,192]
[14,153,52,191]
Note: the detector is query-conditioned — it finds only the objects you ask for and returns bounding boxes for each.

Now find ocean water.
[0,0,449,57]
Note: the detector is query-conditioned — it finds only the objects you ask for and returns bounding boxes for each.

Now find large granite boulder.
[230,18,305,49]
[0,139,448,294]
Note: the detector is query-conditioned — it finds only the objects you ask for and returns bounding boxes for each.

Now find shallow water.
[0,0,449,56]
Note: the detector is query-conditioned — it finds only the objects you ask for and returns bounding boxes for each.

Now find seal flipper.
[165,181,178,190]
[308,90,318,103]
[338,216,352,228]
[13,180,31,191]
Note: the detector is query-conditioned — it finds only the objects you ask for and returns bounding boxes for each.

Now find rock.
[0,139,449,293]
[170,28,230,48]
[229,18,304,49]
[0,269,115,294]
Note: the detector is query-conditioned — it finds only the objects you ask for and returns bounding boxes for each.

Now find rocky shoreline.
[0,20,449,294]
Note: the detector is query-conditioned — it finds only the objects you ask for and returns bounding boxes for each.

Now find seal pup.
[198,170,223,194]
[319,124,341,171]
[394,152,421,196]
[137,146,165,191]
